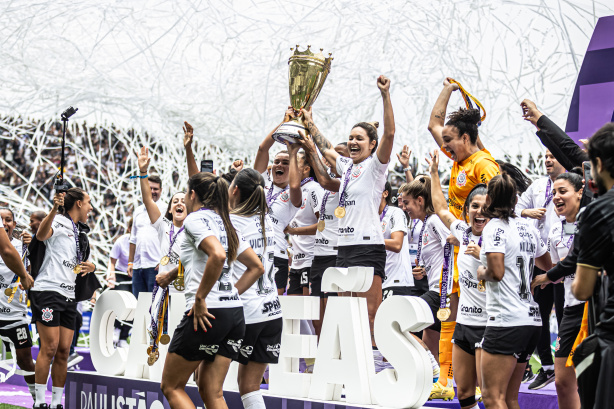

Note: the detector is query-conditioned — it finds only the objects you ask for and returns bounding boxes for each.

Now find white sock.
[35,384,47,406]
[427,350,439,369]
[241,390,265,409]
[542,364,554,371]
[468,405,479,409]
[27,383,36,401]
[51,386,64,408]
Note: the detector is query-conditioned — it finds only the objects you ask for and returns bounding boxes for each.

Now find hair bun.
[368,121,379,129]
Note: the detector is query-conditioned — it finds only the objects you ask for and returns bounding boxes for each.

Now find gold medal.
[173,279,185,292]
[317,220,325,232]
[160,256,170,266]
[160,334,171,345]
[147,345,153,354]
[437,307,451,321]
[7,292,15,303]
[477,280,486,292]
[334,206,346,219]
[4,288,12,296]
[147,350,159,366]
[73,265,82,274]
[19,292,23,303]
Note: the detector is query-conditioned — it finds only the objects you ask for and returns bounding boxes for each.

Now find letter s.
[372,296,434,408]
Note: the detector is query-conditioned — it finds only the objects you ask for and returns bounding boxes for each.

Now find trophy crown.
[290,45,333,67]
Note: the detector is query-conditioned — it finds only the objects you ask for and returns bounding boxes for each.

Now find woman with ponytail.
[227,168,282,409]
[31,188,95,409]
[161,172,264,409]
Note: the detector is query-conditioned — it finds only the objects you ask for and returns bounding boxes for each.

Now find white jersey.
[263,172,299,260]
[152,214,186,294]
[0,238,28,323]
[129,202,167,269]
[515,176,560,245]
[181,209,249,310]
[382,206,414,289]
[109,234,131,272]
[548,220,584,308]
[417,215,450,292]
[480,217,547,327]
[408,218,423,268]
[32,214,87,299]
[314,188,340,256]
[450,220,488,326]
[230,214,281,324]
[335,155,388,246]
[289,180,321,269]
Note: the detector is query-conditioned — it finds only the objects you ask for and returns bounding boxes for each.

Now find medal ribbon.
[148,283,169,353]
[167,224,185,258]
[440,242,454,309]
[414,215,430,265]
[560,220,575,249]
[462,227,483,247]
[66,215,82,265]
[380,205,388,222]
[338,164,353,209]
[543,178,554,208]
[266,186,288,207]
[319,191,332,221]
[447,78,487,124]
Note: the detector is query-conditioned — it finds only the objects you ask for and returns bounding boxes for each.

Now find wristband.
[128,262,133,266]
[402,166,412,172]
[129,175,148,179]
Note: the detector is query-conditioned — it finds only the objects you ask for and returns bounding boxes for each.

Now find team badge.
[41,308,54,322]
[280,192,290,203]
[456,170,467,187]
[423,232,430,246]
[351,166,362,178]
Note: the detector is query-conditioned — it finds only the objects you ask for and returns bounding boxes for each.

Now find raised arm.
[137,147,162,224]
[301,107,339,170]
[396,145,414,183]
[36,192,62,242]
[287,142,303,208]
[428,78,458,148]
[254,107,295,174]
[375,75,395,164]
[298,131,340,192]
[426,150,456,229]
[183,121,199,177]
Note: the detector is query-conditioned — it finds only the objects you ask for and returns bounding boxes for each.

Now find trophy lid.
[289,45,333,69]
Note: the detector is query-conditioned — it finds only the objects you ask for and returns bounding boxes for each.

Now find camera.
[61,106,78,120]
[54,178,70,193]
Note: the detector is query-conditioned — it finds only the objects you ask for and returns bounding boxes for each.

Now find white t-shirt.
[289,180,321,269]
[152,214,186,294]
[335,155,388,246]
[230,214,281,324]
[548,220,584,308]
[32,214,87,299]
[417,215,450,292]
[0,238,28,323]
[382,206,414,289]
[515,177,561,245]
[314,188,340,256]
[480,217,547,327]
[109,234,131,272]
[181,209,249,310]
[263,172,299,260]
[450,220,488,326]
[129,202,168,269]
[408,218,423,268]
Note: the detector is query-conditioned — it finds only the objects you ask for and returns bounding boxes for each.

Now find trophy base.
[272,118,306,145]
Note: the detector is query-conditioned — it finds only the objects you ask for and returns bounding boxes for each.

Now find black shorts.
[288,267,310,295]
[555,303,585,358]
[169,307,245,362]
[452,323,485,356]
[411,276,429,297]
[274,257,289,290]
[336,244,386,280]
[382,286,413,300]
[481,325,540,363]
[419,290,442,332]
[310,255,338,298]
[0,321,33,350]
[237,318,283,365]
[29,290,78,329]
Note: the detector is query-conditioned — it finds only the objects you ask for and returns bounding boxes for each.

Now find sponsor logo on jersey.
[41,307,54,322]
[0,307,11,313]
[294,253,306,260]
[311,191,318,207]
[459,270,478,289]
[240,345,254,358]
[262,299,281,314]
[460,305,483,314]
[269,215,279,225]
[323,214,334,220]
[267,343,281,357]
[199,344,219,355]
[528,306,540,318]
[344,200,356,206]
[219,294,240,301]
[456,170,467,187]
[60,283,76,291]
[338,226,355,234]
[227,339,242,352]
[519,242,536,253]
[0,283,8,289]
[315,237,329,245]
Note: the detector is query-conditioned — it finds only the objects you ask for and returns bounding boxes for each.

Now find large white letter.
[268,296,319,398]
[124,292,153,379]
[308,266,375,405]
[372,296,434,408]
[90,290,136,375]
[147,293,186,381]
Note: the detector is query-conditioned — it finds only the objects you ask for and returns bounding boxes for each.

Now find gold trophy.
[272,45,333,144]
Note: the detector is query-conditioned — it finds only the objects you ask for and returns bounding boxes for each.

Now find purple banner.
[565,15,614,144]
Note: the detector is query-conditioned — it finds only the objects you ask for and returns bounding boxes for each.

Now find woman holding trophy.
[301,75,395,362]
